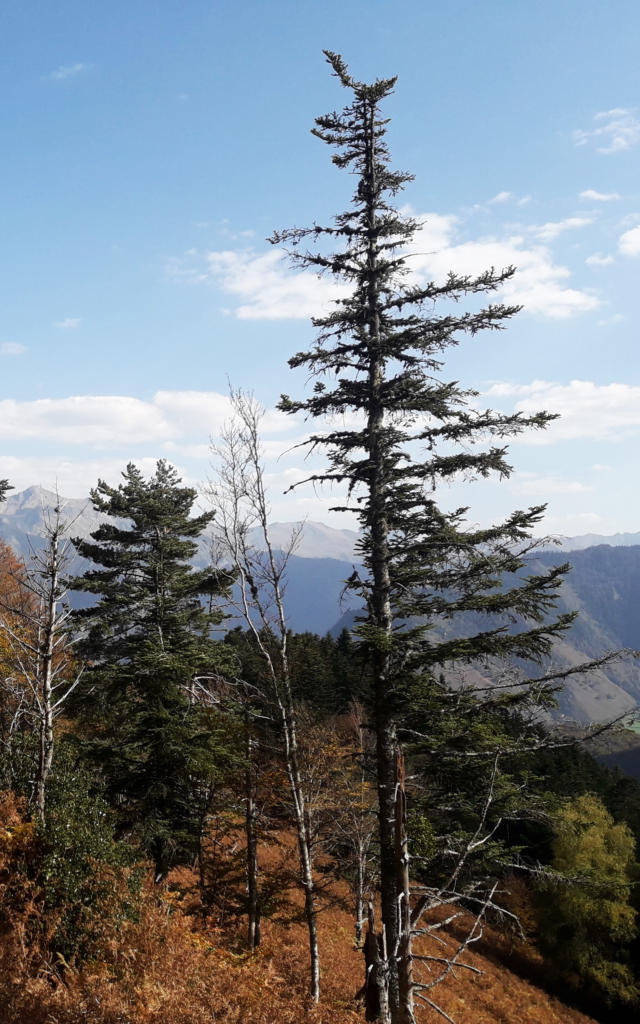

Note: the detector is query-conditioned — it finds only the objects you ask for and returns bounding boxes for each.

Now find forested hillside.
[2,45,640,1024]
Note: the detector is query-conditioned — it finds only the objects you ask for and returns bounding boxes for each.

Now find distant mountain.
[6,486,640,565]
[247,520,359,563]
[0,485,103,556]
[0,486,360,565]
[2,487,640,723]
[543,531,640,552]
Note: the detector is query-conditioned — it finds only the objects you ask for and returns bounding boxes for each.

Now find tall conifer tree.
[73,460,233,879]
[275,53,575,1021]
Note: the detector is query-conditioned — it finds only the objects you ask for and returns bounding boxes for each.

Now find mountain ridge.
[2,487,640,723]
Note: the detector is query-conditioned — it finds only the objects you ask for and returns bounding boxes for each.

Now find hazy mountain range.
[2,486,640,724]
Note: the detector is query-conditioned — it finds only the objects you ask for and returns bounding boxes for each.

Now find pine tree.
[0,480,11,504]
[275,52,577,1022]
[72,460,234,879]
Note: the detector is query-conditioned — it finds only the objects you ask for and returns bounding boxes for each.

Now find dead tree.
[208,388,321,1001]
[0,498,83,820]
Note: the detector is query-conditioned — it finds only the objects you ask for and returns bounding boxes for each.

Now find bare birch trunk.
[278,691,320,1000]
[34,522,59,820]
[244,714,261,950]
[395,749,414,1024]
[355,842,365,946]
[36,691,54,819]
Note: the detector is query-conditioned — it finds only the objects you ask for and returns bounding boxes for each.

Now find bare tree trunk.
[278,691,320,1000]
[355,841,365,946]
[35,522,59,820]
[395,749,414,1024]
[363,902,391,1024]
[36,691,54,819]
[245,714,261,950]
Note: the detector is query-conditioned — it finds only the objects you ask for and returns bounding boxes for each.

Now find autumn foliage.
[0,785,601,1024]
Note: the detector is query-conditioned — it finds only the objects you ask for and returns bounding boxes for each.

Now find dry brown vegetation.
[0,794,603,1024]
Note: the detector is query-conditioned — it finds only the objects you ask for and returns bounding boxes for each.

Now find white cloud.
[514,473,591,497]
[205,248,350,319]
[488,191,512,204]
[533,217,593,242]
[0,396,174,446]
[596,313,625,327]
[485,380,640,443]
[55,317,81,329]
[49,62,91,81]
[591,464,611,472]
[586,252,614,266]
[0,342,26,356]
[541,511,613,536]
[579,189,621,202]
[573,109,640,154]
[619,224,640,256]
[0,455,166,499]
[0,390,297,450]
[406,216,598,319]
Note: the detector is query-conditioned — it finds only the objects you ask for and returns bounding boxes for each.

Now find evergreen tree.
[275,53,578,1021]
[0,480,11,504]
[72,460,234,879]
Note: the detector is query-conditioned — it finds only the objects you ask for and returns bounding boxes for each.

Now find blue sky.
[1,0,639,537]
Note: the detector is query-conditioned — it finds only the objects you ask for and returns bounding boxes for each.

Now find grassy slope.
[0,833,600,1024]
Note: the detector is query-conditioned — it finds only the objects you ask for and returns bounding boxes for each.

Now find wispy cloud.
[485,191,532,207]
[573,109,640,154]
[586,252,614,266]
[0,342,26,356]
[49,62,91,82]
[533,217,593,242]
[486,380,640,443]
[596,313,625,327]
[172,247,350,320]
[0,455,164,500]
[579,189,621,202]
[514,473,591,497]
[55,317,82,329]
[619,224,640,256]
[0,391,294,447]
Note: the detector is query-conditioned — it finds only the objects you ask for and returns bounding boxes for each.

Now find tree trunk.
[245,718,261,949]
[282,703,320,1001]
[36,696,54,820]
[362,92,400,1017]
[363,902,391,1024]
[35,528,59,821]
[355,839,365,946]
[395,749,414,1024]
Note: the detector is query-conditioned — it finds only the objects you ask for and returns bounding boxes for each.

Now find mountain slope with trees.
[1,48,639,1024]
